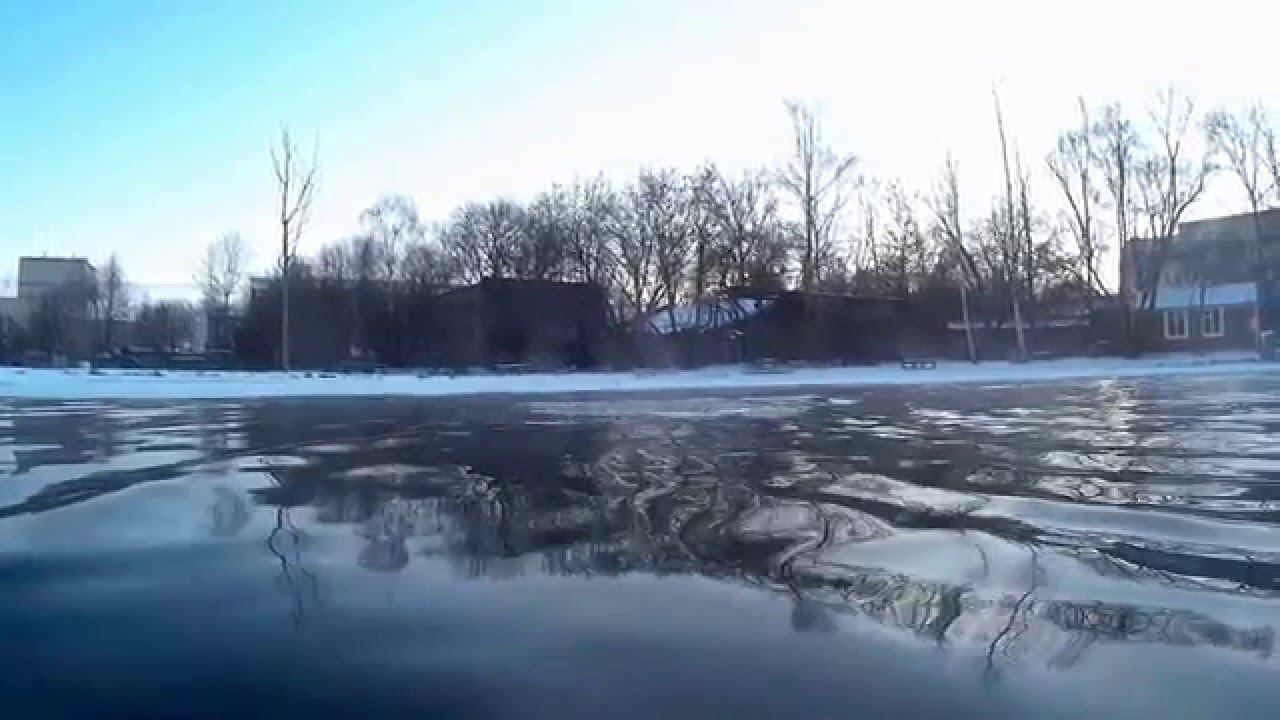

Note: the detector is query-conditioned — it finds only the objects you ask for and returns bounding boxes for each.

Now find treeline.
[245,89,1280,365]
[9,88,1280,366]
[1,254,204,360]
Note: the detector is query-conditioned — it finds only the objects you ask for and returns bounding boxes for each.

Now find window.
[1163,309,1189,339]
[1201,306,1225,338]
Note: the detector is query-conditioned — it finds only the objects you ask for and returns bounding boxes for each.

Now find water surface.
[2,375,1278,718]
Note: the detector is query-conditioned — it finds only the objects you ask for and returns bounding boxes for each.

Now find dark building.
[426,278,610,369]
[1120,208,1280,302]
[0,256,98,361]
[1133,283,1260,353]
[941,299,1121,360]
[1120,209,1267,353]
[642,288,905,366]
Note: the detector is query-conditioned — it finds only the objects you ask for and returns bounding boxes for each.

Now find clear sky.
[2,0,1278,297]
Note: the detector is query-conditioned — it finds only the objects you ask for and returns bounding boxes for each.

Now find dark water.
[2,376,1279,718]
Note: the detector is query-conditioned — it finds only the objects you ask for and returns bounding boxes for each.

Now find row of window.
[1163,307,1224,339]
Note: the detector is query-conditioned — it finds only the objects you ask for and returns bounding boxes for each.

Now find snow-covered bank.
[0,352,1275,400]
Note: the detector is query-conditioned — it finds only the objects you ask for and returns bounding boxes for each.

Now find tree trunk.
[1010,292,1028,361]
[1123,303,1138,356]
[222,291,233,351]
[103,299,114,352]
[959,282,977,363]
[280,263,291,371]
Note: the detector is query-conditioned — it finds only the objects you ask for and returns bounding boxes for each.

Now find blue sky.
[2,0,645,292]
[3,0,1278,295]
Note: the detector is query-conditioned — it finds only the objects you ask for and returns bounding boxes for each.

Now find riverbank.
[0,351,1273,400]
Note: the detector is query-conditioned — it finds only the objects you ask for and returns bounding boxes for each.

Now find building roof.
[18,255,93,264]
[645,297,773,335]
[1178,207,1280,235]
[1154,282,1257,309]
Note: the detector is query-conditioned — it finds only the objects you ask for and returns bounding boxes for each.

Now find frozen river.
[1,374,1277,717]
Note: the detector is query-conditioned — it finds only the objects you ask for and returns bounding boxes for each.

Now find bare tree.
[271,126,319,370]
[993,89,1029,360]
[357,195,455,294]
[316,241,354,283]
[650,170,695,323]
[402,242,455,291]
[97,254,129,352]
[135,300,197,353]
[30,273,97,358]
[196,232,248,316]
[709,166,786,289]
[350,195,432,357]
[311,236,369,356]
[927,155,979,362]
[1262,115,1280,208]
[869,181,932,299]
[685,164,720,302]
[442,199,527,282]
[610,169,692,325]
[29,290,71,356]
[560,176,616,289]
[611,174,663,321]
[1133,88,1213,309]
[1207,106,1272,217]
[850,180,883,282]
[1207,105,1274,271]
[779,101,857,290]
[523,188,572,281]
[359,195,425,283]
[352,232,387,353]
[1048,98,1106,297]
[1093,104,1141,282]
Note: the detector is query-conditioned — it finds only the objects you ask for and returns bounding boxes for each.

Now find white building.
[0,257,98,357]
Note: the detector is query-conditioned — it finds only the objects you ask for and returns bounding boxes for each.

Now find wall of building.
[17,258,95,300]
[428,279,610,368]
[1120,209,1280,302]
[642,292,905,367]
[1138,305,1257,353]
[0,296,29,325]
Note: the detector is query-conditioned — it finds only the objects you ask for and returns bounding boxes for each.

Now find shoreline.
[0,352,1274,400]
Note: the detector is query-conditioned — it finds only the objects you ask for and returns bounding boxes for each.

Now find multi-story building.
[0,256,98,359]
[1119,210,1275,352]
[16,257,97,302]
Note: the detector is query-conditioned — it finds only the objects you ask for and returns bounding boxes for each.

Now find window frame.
[1201,306,1225,338]
[1163,309,1189,339]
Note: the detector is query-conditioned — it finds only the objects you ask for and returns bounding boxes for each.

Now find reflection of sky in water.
[1,375,1279,717]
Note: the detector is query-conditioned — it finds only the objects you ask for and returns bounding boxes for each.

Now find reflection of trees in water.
[210,486,251,537]
[194,403,240,473]
[798,553,1272,672]
[265,407,1275,672]
[355,496,427,572]
[264,466,320,627]
[5,395,1276,670]
[0,402,249,517]
[0,456,205,518]
[8,402,249,475]
[7,404,118,473]
[1068,544,1278,597]
[983,545,1040,683]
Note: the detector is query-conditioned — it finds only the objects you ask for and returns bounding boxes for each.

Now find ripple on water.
[3,378,1280,715]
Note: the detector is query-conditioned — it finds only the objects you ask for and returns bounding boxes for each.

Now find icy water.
[2,376,1279,718]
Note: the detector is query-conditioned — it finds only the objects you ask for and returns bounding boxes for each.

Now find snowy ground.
[0,351,1274,400]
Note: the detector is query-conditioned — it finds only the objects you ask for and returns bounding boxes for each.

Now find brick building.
[1120,210,1270,352]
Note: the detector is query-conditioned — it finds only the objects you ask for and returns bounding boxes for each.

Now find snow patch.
[0,352,1274,400]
